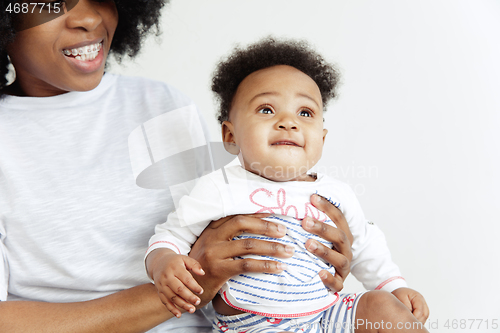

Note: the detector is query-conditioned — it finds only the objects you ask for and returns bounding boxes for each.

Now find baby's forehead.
[233,65,323,103]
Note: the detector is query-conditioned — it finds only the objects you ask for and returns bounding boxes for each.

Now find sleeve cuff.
[145,240,182,258]
[144,241,183,283]
[374,276,407,292]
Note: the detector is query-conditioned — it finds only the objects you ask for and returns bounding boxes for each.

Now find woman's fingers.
[302,217,352,263]
[189,214,291,306]
[304,237,350,281]
[317,269,344,293]
[190,214,293,271]
[206,214,286,239]
[211,237,294,260]
[219,258,288,278]
[311,194,353,245]
[306,194,354,292]
[197,237,293,282]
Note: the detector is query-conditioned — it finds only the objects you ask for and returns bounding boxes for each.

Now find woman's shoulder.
[110,74,193,105]
[104,74,200,125]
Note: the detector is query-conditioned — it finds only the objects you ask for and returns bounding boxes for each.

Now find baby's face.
[222,65,327,182]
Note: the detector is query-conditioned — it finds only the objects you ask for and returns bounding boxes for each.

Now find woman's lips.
[63,38,103,52]
[62,41,102,61]
[62,41,104,73]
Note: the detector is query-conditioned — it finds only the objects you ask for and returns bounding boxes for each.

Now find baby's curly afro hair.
[212,37,341,124]
[0,0,168,95]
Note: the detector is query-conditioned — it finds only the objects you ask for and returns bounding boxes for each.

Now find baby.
[146,38,429,332]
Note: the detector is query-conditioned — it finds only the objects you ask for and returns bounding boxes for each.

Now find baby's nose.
[277,115,298,130]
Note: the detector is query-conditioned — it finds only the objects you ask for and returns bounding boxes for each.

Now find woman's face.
[7,0,118,97]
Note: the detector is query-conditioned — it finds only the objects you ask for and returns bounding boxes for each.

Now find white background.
[110,1,500,331]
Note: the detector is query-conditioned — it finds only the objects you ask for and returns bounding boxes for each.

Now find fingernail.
[319,271,327,279]
[277,262,288,271]
[307,241,318,251]
[304,217,314,229]
[278,224,286,234]
[199,268,205,274]
[285,245,295,254]
[194,298,200,305]
[312,194,321,204]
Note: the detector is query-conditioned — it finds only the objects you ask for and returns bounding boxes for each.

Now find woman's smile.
[62,40,102,61]
[6,0,118,97]
[62,40,104,73]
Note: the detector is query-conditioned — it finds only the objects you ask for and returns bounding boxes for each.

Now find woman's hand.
[189,193,354,306]
[302,194,354,293]
[189,213,294,307]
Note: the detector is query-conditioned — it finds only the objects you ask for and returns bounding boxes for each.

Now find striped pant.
[212,292,365,333]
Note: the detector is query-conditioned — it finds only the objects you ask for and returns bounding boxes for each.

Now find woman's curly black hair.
[212,37,341,124]
[0,0,168,96]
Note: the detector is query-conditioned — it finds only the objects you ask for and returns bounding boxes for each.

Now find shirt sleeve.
[0,223,8,301]
[145,171,226,257]
[342,185,408,292]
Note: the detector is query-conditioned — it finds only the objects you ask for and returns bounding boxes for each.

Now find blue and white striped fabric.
[212,292,365,333]
[215,169,343,317]
[220,214,339,317]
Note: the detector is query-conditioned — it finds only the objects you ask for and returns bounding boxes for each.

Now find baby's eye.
[258,107,274,115]
[299,109,312,117]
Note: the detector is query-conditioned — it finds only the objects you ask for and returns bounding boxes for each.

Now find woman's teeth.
[63,42,102,61]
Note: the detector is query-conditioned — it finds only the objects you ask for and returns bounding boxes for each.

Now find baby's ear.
[222,121,240,155]
[322,128,328,143]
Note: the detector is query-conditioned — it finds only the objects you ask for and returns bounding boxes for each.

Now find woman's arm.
[0,284,172,333]
[0,195,352,332]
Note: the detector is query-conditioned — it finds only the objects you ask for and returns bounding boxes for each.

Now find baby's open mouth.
[63,41,102,61]
[271,141,301,147]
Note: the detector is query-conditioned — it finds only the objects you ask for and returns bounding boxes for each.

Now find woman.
[0,0,353,332]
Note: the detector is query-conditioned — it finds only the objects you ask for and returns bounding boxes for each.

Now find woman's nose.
[65,0,102,32]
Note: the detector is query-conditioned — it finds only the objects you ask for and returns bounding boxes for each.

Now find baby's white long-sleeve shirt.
[147,165,406,317]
